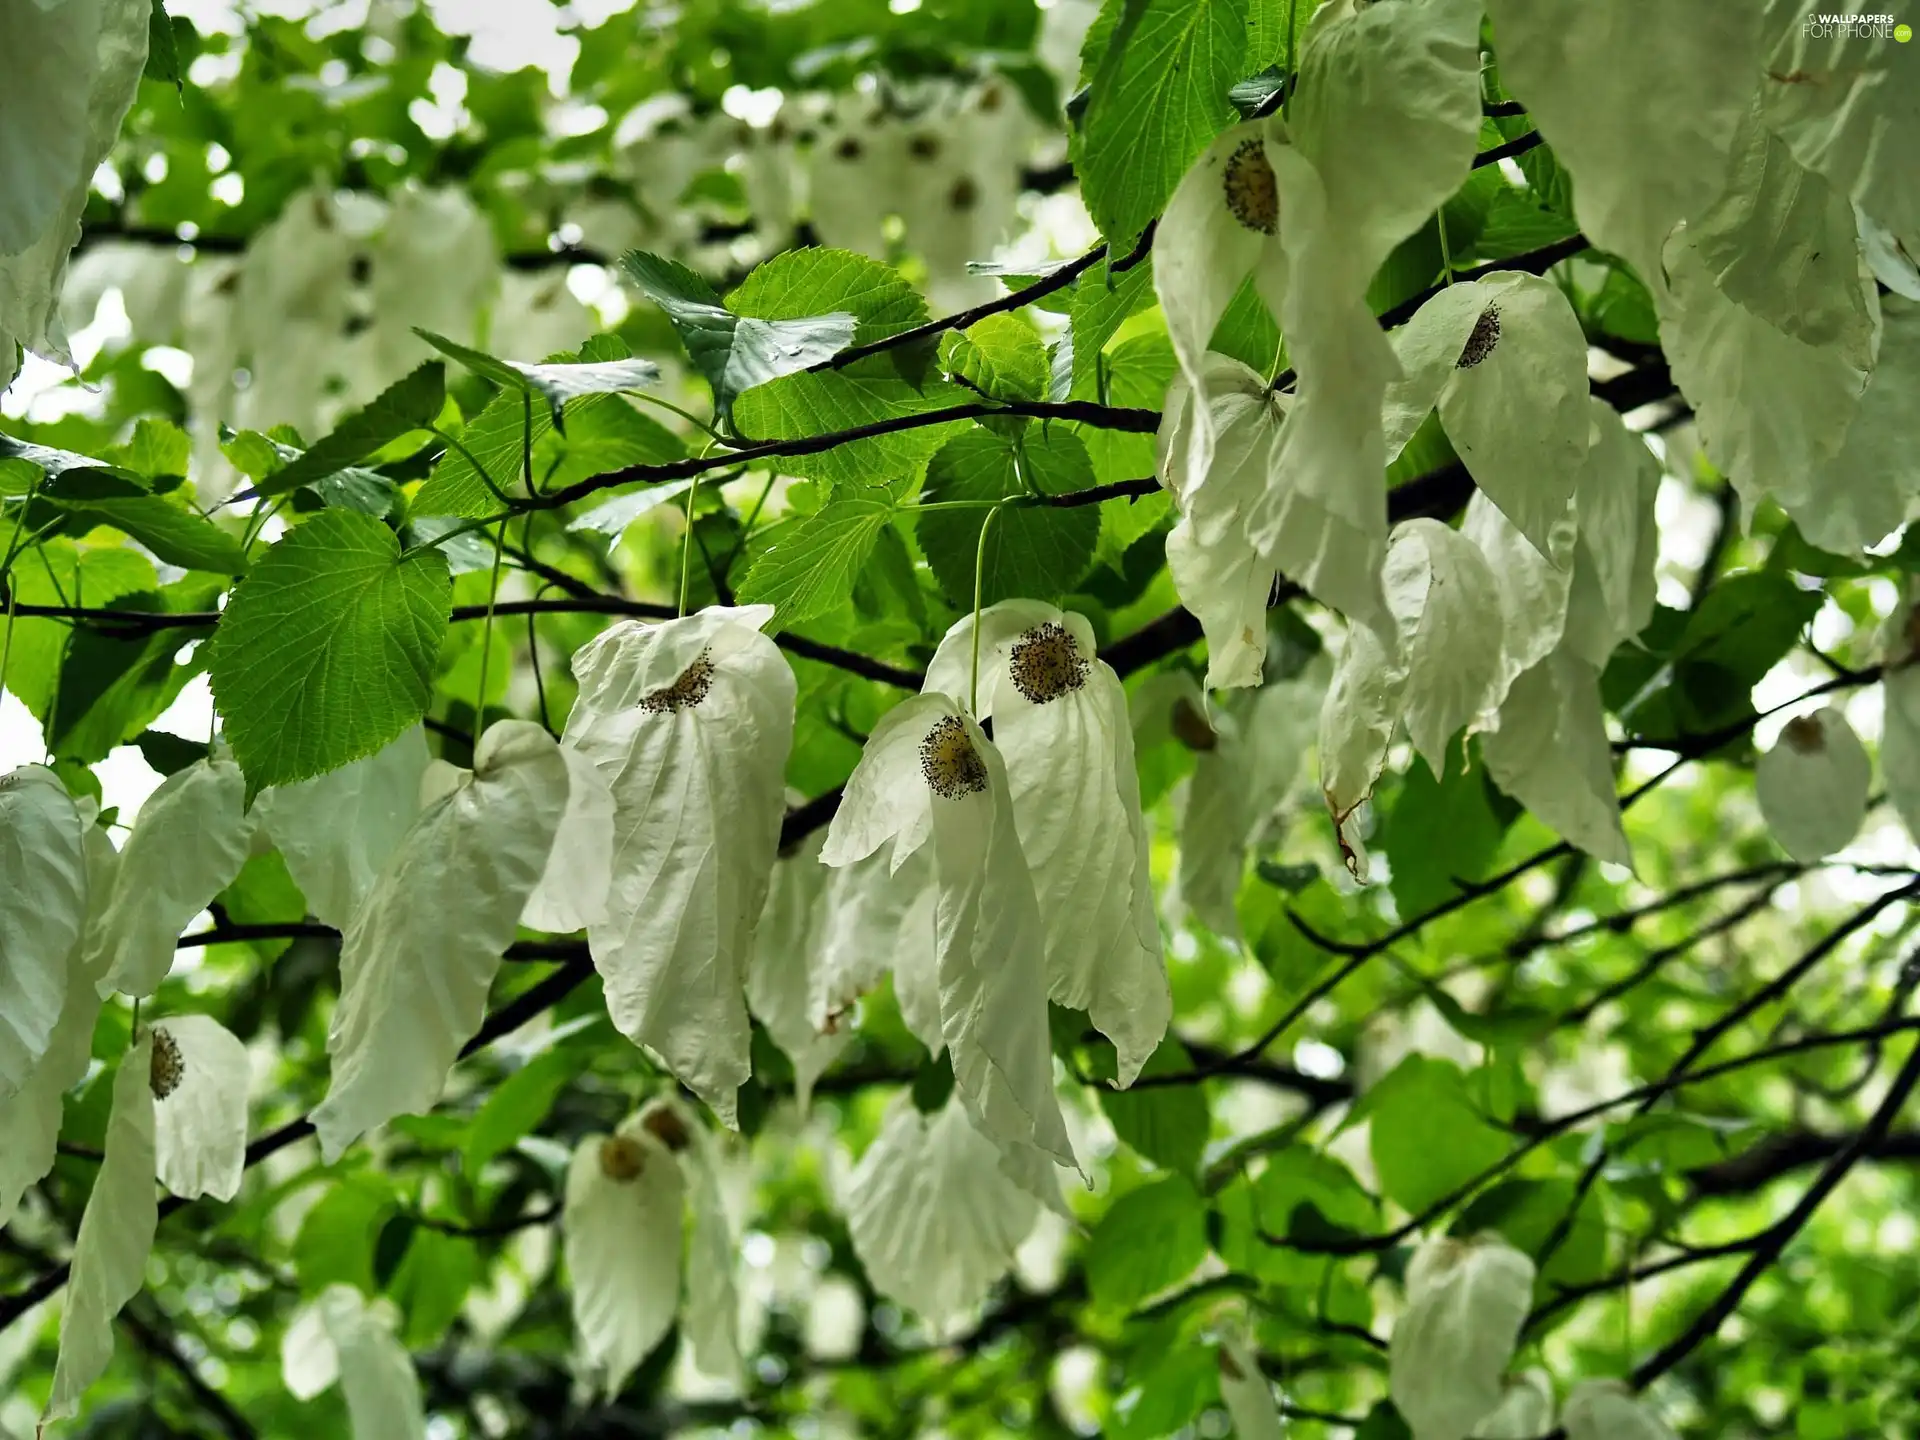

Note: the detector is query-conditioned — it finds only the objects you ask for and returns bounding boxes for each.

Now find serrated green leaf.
[414,384,543,518]
[206,510,451,791]
[1085,1177,1209,1311]
[944,314,1048,404]
[1364,1056,1510,1215]
[414,328,661,427]
[258,363,447,497]
[107,419,191,482]
[917,426,1100,605]
[53,492,249,575]
[738,497,896,630]
[728,248,929,340]
[565,478,695,549]
[1069,256,1157,393]
[1097,1039,1209,1174]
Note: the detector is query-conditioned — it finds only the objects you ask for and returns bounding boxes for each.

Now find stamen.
[1782,715,1827,755]
[150,1028,184,1100]
[919,715,989,799]
[640,1105,692,1153]
[1222,139,1279,236]
[1008,623,1088,704]
[640,651,716,713]
[1456,304,1502,368]
[599,1135,647,1182]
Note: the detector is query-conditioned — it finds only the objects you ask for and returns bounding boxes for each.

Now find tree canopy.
[3,2,1920,1439]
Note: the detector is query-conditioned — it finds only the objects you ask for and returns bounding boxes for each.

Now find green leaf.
[738,496,896,630]
[916,426,1100,605]
[46,580,217,764]
[107,418,191,482]
[414,328,661,427]
[1382,753,1509,919]
[728,248,929,340]
[730,365,973,490]
[1069,256,1157,394]
[1363,1056,1511,1215]
[145,0,185,90]
[257,362,447,496]
[415,385,542,518]
[1458,1177,1609,1292]
[206,510,452,791]
[1097,1039,1209,1174]
[1072,0,1247,244]
[538,394,685,491]
[295,1178,395,1296]
[388,1228,479,1349]
[1085,1177,1210,1312]
[622,250,857,417]
[465,1045,592,1176]
[49,487,249,575]
[566,478,695,549]
[944,315,1048,404]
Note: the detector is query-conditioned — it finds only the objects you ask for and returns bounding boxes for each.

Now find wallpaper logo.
[1801,12,1909,37]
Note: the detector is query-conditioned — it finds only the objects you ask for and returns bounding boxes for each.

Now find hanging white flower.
[1381,273,1591,559]
[809,845,938,1048]
[924,603,1170,1085]
[746,831,850,1112]
[1561,402,1662,670]
[312,721,571,1161]
[255,727,431,932]
[1755,708,1872,863]
[1318,621,1404,882]
[1216,1332,1285,1440]
[0,764,88,1099]
[1881,592,1920,845]
[1471,1369,1556,1439]
[43,1032,160,1423]
[564,605,796,1127]
[1379,519,1505,776]
[0,808,116,1227]
[521,744,617,934]
[282,1285,428,1440]
[649,1097,743,1385]
[1388,1232,1537,1440]
[148,1014,252,1202]
[844,1092,1040,1338]
[1562,1380,1679,1440]
[822,692,1077,1175]
[93,754,255,1000]
[1461,492,1576,705]
[1157,355,1289,688]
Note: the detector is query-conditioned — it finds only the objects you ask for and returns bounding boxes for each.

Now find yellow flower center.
[1223,139,1279,236]
[1457,304,1502,368]
[640,650,716,714]
[150,1028,184,1100]
[599,1135,647,1182]
[920,714,989,799]
[1008,622,1088,704]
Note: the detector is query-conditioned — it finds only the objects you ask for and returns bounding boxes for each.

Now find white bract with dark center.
[564,605,797,1128]
[1388,1232,1537,1440]
[148,1015,252,1203]
[0,764,88,1100]
[1755,708,1872,862]
[823,691,1078,1185]
[925,603,1170,1085]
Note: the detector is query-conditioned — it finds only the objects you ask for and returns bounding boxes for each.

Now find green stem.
[430,425,517,509]
[1437,207,1455,286]
[678,475,700,618]
[629,391,731,446]
[471,517,509,751]
[968,503,1007,714]
[520,390,537,498]
[399,511,517,560]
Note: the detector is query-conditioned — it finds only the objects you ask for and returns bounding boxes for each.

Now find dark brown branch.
[119,1303,258,1440]
[1469,130,1545,169]
[1687,1128,1920,1196]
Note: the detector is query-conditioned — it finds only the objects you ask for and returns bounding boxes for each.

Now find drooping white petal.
[891,876,944,1057]
[811,846,935,1038]
[1563,401,1662,669]
[1165,518,1278,692]
[149,1014,251,1202]
[316,1285,428,1440]
[1217,1335,1284,1440]
[1562,1380,1678,1440]
[1388,1233,1537,1440]
[1471,1369,1556,1440]
[1318,621,1406,881]
[844,1093,1039,1338]
[43,1033,159,1423]
[0,815,115,1226]
[521,743,617,933]
[1381,281,1495,463]
[1435,273,1590,559]
[0,764,87,1098]
[924,706,1078,1173]
[568,608,797,1125]
[821,692,945,871]
[1154,120,1292,481]
[645,1098,741,1384]
[281,1299,339,1402]
[1462,491,1576,705]
[927,605,1170,1085]
[1381,519,1504,775]
[563,1121,685,1398]
[1482,0,1763,288]
[1883,599,1920,845]
[1481,644,1632,869]
[312,721,570,1161]
[94,755,255,999]
[255,727,430,931]
[746,834,849,1111]
[1755,708,1871,862]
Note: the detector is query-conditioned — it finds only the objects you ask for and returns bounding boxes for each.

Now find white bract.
[1471,1369,1556,1439]
[149,1014,252,1202]
[746,832,850,1111]
[925,603,1170,1085]
[0,764,88,1099]
[1756,708,1872,862]
[1462,492,1575,701]
[823,692,1077,1178]
[1380,519,1504,775]
[255,727,430,931]
[1318,621,1403,882]
[565,605,796,1127]
[1382,272,1590,559]
[289,1285,429,1440]
[1216,1333,1284,1440]
[1562,402,1662,670]
[809,845,937,1045]
[1388,1233,1537,1440]
[312,721,570,1161]
[521,743,617,933]
[93,754,255,1000]
[1563,1380,1679,1440]
[843,1092,1039,1337]
[1882,593,1920,845]
[44,1033,160,1423]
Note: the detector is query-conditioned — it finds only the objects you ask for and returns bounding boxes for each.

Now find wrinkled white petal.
[0,764,87,1098]
[150,1014,250,1202]
[927,605,1169,1084]
[646,1098,741,1384]
[94,755,255,999]
[521,743,617,933]
[1381,282,1492,463]
[1382,519,1504,775]
[313,721,570,1161]
[821,693,945,870]
[1563,1380,1678,1440]
[256,728,430,931]
[569,609,796,1125]
[316,1285,428,1440]
[1563,401,1662,668]
[0,816,114,1226]
[844,1093,1039,1338]
[746,833,849,1111]
[1755,708,1871,862]
[811,845,935,1040]
[1471,1369,1556,1440]
[563,1120,685,1398]
[44,1033,158,1422]
[1483,0,1763,288]
[1481,645,1632,869]
[891,877,944,1056]
[1217,1334,1284,1440]
[1319,621,1406,881]
[1389,1233,1536,1440]
[1462,491,1576,705]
